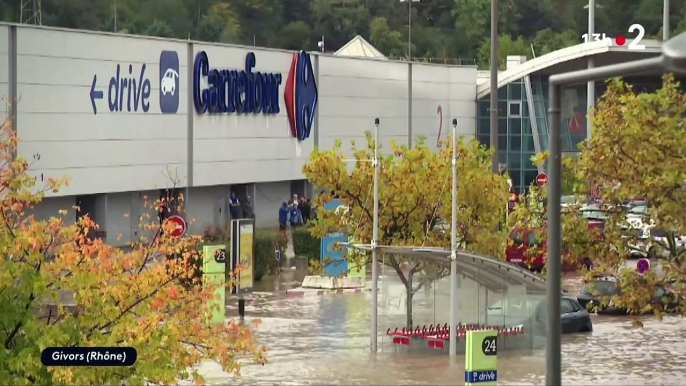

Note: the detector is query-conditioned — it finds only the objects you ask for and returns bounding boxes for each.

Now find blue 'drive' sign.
[465,370,498,383]
[193,51,282,115]
[90,64,152,115]
[320,199,349,276]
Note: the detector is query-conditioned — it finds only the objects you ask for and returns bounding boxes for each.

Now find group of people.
[279,194,313,231]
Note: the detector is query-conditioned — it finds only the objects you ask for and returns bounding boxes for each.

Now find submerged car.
[506,220,603,272]
[577,275,680,315]
[485,295,593,334]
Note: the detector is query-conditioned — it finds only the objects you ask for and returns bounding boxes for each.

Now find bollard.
[238,298,246,320]
[203,245,228,325]
[465,330,498,385]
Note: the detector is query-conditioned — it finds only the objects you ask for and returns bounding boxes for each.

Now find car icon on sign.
[161,68,179,96]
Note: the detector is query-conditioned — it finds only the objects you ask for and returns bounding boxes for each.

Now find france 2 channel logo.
[159,50,180,114]
[581,24,646,50]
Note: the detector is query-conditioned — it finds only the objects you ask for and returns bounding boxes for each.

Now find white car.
[160,68,179,96]
[624,206,686,259]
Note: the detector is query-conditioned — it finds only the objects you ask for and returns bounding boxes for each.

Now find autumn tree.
[302,133,509,328]
[0,119,265,385]
[574,75,686,320]
[508,76,686,322]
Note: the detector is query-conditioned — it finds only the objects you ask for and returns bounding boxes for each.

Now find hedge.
[253,229,288,281]
[292,227,321,262]
[177,227,288,283]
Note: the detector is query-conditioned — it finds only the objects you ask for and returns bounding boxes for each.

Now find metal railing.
[388,56,477,66]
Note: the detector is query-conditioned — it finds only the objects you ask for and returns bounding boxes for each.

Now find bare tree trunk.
[405,273,414,329]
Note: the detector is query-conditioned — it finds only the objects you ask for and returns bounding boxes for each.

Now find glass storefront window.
[499,118,507,135]
[478,118,490,135]
[523,135,535,152]
[478,101,490,117]
[509,118,522,135]
[498,101,508,117]
[508,83,523,100]
[522,118,532,135]
[498,87,508,100]
[498,136,508,151]
[509,136,521,151]
[478,134,490,147]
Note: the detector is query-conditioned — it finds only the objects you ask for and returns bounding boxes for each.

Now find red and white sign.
[568,115,583,133]
[167,215,187,238]
[536,173,548,187]
[636,258,650,274]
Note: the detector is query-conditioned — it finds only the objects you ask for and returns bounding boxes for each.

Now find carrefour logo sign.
[193,51,282,115]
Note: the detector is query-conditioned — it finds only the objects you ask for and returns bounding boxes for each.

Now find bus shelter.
[344,244,551,353]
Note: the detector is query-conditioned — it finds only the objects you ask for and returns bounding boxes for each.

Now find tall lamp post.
[583,0,602,141]
[400,0,420,59]
[489,0,498,173]
[449,119,458,356]
[664,0,670,41]
[545,32,686,385]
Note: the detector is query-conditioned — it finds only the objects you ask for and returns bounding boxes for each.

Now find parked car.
[506,220,603,272]
[623,207,686,259]
[577,275,680,315]
[486,295,593,334]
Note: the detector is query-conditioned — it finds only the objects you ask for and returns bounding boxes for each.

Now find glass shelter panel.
[379,253,548,354]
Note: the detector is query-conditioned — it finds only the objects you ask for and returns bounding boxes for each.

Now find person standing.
[229,192,241,219]
[301,198,311,223]
[243,195,254,219]
[278,202,289,232]
[288,200,299,228]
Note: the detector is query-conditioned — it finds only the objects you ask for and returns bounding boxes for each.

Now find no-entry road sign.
[536,173,548,187]
[637,258,651,274]
[167,215,187,238]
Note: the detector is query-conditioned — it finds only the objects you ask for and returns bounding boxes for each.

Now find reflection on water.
[200,267,686,385]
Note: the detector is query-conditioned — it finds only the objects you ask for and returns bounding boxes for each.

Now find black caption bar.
[41,347,137,366]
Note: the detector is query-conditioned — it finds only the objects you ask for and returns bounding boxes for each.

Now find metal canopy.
[343,243,548,293]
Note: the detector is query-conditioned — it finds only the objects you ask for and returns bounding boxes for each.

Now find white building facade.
[0,24,477,247]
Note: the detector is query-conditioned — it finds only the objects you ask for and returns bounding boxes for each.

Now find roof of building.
[334,35,387,60]
[476,39,663,99]
[343,243,550,293]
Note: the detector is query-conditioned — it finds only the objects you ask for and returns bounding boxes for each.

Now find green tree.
[512,76,686,324]
[531,28,579,56]
[477,34,530,70]
[303,134,508,328]
[232,0,284,47]
[196,3,242,44]
[279,21,312,50]
[312,0,371,51]
[146,19,175,38]
[369,17,405,57]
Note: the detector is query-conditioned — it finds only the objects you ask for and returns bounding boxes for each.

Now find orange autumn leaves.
[0,119,265,385]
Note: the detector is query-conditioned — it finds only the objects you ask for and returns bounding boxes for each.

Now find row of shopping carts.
[385,323,525,350]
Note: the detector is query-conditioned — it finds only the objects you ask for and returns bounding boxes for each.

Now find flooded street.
[196,263,686,385]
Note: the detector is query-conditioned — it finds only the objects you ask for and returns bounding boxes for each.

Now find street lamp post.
[545,32,686,385]
[400,0,420,59]
[371,117,380,352]
[583,0,601,141]
[449,119,458,356]
[664,0,670,41]
[489,0,498,173]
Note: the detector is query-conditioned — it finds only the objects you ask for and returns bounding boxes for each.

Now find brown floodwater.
[192,261,686,385]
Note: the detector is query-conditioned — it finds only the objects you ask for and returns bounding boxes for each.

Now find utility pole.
[400,0,420,60]
[664,0,670,41]
[586,0,596,141]
[449,119,458,356]
[489,0,498,173]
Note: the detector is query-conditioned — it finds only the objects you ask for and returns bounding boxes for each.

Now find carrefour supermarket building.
[0,24,671,246]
